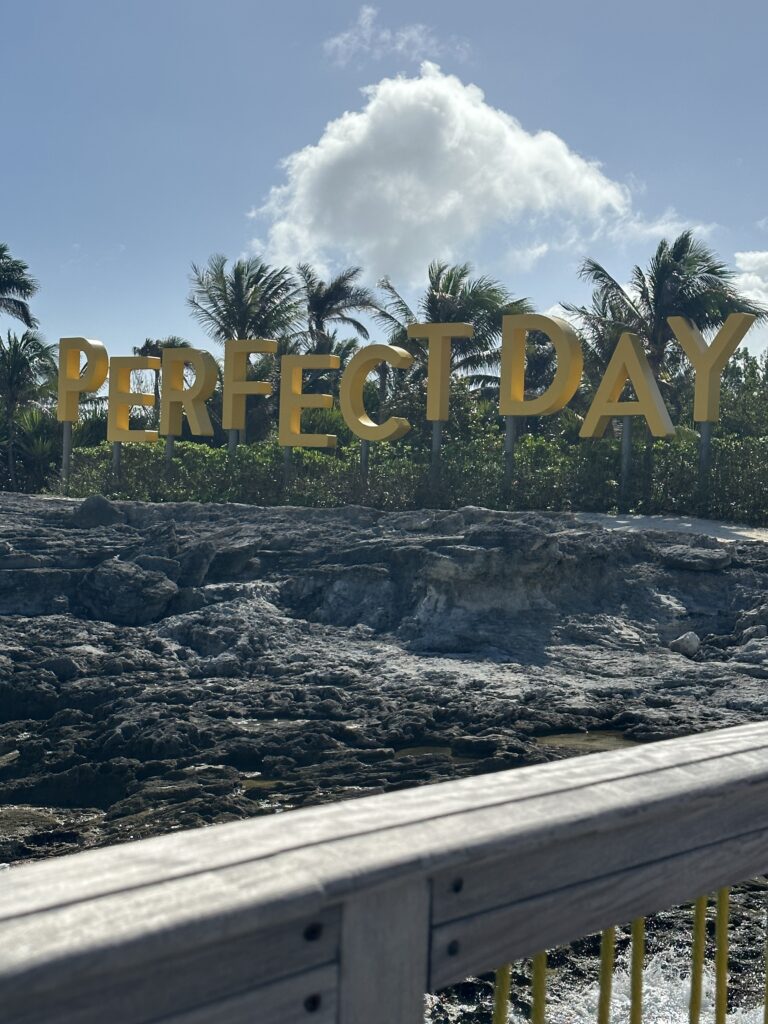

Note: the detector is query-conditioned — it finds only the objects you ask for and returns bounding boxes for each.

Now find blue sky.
[4,0,768,355]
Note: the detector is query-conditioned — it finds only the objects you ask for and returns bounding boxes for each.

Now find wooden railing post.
[339,879,430,1024]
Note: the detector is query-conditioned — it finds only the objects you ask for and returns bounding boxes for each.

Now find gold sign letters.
[56,313,757,446]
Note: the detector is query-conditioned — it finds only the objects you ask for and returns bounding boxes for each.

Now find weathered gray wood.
[155,964,338,1024]
[339,880,429,1024]
[0,908,339,1024]
[431,751,768,922]
[5,722,767,925]
[430,824,768,989]
[4,722,768,1023]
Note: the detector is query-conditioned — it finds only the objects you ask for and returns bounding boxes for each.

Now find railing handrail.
[3,721,768,1023]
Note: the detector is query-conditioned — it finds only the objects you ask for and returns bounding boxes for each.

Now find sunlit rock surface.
[2,492,768,863]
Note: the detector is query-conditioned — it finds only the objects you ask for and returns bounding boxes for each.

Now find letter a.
[580,333,674,438]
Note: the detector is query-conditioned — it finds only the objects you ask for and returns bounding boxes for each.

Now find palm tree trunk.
[378,363,389,407]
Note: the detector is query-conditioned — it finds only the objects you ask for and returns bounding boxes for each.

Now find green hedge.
[61,432,768,525]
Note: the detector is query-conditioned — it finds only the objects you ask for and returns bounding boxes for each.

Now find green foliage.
[0,242,38,328]
[57,429,768,528]
[10,233,768,529]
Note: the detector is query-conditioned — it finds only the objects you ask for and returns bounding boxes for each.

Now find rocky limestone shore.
[2,492,768,865]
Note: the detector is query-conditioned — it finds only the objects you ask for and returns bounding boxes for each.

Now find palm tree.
[188,255,302,444]
[563,231,768,507]
[564,231,768,395]
[133,336,191,425]
[14,407,59,491]
[0,331,56,489]
[0,243,38,327]
[375,261,533,401]
[296,263,376,352]
[188,255,302,344]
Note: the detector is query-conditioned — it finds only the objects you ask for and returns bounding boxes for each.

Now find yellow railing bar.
[689,895,708,1024]
[531,951,547,1024]
[630,918,645,1024]
[492,964,511,1024]
[597,927,615,1024]
[715,887,730,1024]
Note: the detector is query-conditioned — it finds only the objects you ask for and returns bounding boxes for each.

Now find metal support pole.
[111,441,122,481]
[61,421,72,495]
[164,435,175,480]
[619,417,632,513]
[698,420,713,515]
[430,420,443,489]
[360,440,369,481]
[503,416,517,495]
[228,429,238,456]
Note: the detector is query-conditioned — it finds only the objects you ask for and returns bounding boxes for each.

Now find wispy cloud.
[323,6,470,68]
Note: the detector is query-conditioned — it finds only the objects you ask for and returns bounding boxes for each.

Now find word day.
[57,312,757,448]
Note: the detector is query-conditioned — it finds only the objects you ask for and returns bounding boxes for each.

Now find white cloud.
[612,208,715,243]
[733,251,768,306]
[505,243,550,272]
[254,63,694,285]
[731,252,768,353]
[323,6,469,68]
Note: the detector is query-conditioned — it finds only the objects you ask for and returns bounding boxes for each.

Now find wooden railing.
[3,721,768,1023]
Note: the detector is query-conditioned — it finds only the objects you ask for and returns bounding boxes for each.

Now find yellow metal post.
[531,952,547,1024]
[689,895,708,1024]
[630,918,645,1024]
[715,887,730,1024]
[492,964,511,1024]
[597,927,615,1024]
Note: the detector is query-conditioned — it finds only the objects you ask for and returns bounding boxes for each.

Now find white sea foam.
[508,953,764,1024]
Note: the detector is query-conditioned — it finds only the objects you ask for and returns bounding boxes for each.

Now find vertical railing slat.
[531,951,547,1024]
[689,895,708,1024]
[715,887,730,1024]
[597,927,615,1024]
[630,918,645,1024]
[338,880,430,1024]
[492,964,511,1024]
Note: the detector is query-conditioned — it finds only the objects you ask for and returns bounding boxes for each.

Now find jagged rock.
[660,545,731,571]
[742,625,768,643]
[40,655,79,680]
[669,631,701,657]
[1,492,768,864]
[177,542,216,587]
[80,559,178,625]
[133,555,181,581]
[71,494,125,529]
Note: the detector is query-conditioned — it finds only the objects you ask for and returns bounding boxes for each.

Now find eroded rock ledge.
[1,493,767,863]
